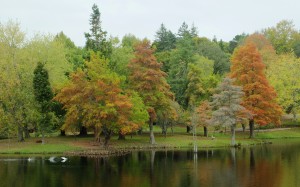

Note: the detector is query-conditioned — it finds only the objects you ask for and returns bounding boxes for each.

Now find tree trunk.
[104,132,111,148]
[149,119,156,145]
[231,125,236,146]
[60,130,66,136]
[94,127,101,143]
[79,126,87,136]
[249,119,255,138]
[42,131,45,144]
[203,126,208,137]
[18,126,24,142]
[24,126,30,138]
[137,128,143,135]
[187,125,191,133]
[242,124,245,132]
[118,132,126,140]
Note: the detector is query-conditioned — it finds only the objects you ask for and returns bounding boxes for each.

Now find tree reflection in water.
[0,143,299,187]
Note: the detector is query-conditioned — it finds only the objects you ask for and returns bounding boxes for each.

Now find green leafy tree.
[185,55,218,107]
[121,34,140,48]
[26,34,73,90]
[55,32,84,70]
[266,53,300,118]
[0,20,38,141]
[263,20,300,55]
[168,24,197,108]
[195,37,230,74]
[109,38,135,78]
[228,33,248,53]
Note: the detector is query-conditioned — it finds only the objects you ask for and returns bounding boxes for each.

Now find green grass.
[0,137,83,154]
[1,127,300,155]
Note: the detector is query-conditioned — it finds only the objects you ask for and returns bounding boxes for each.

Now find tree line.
[0,4,299,146]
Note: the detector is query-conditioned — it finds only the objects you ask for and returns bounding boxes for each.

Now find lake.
[0,142,299,187]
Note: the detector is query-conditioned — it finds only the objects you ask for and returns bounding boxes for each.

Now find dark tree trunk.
[187,126,192,133]
[79,126,87,136]
[137,128,143,135]
[18,126,24,142]
[203,126,208,137]
[118,132,126,140]
[242,124,246,132]
[149,119,156,145]
[249,119,255,138]
[24,126,30,138]
[60,130,66,136]
[103,128,112,148]
[104,134,111,147]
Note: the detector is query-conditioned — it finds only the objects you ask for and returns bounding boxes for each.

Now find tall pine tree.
[85,4,112,58]
[33,62,54,143]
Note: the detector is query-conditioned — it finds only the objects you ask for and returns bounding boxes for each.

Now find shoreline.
[0,127,299,157]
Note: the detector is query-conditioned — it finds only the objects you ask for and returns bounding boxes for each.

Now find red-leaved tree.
[230,43,282,138]
[128,40,173,144]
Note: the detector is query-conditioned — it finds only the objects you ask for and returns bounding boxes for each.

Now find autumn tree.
[55,53,148,146]
[128,40,173,144]
[243,33,277,69]
[210,78,248,146]
[230,43,282,138]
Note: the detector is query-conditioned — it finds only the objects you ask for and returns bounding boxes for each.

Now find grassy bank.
[0,127,300,155]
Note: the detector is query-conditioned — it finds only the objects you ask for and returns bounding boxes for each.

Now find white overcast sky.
[1,0,299,46]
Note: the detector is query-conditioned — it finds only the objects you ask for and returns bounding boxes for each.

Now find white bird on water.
[61,157,68,163]
[48,156,68,163]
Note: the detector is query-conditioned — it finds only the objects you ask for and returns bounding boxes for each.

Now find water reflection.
[0,143,300,187]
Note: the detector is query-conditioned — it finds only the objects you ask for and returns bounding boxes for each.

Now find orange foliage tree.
[243,33,277,68]
[128,40,173,144]
[54,53,146,146]
[230,43,282,138]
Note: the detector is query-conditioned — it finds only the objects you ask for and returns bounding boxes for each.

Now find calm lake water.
[0,142,300,187]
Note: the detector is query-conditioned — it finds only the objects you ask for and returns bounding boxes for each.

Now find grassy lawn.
[0,126,300,155]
